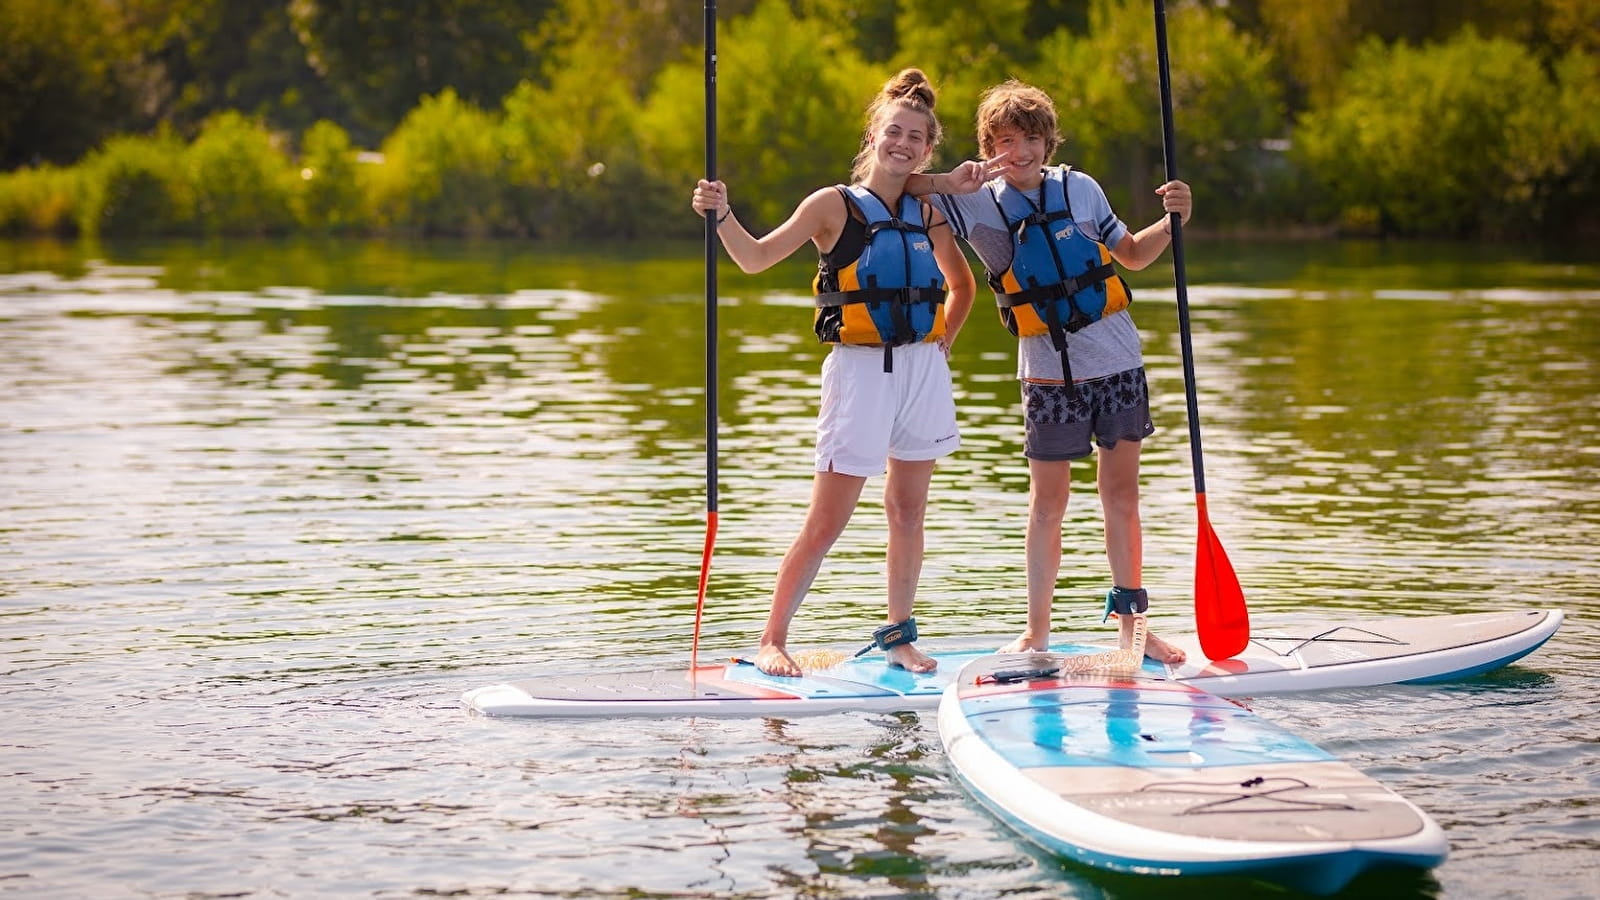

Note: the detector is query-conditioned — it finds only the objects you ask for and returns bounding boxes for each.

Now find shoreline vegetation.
[2,0,1596,244]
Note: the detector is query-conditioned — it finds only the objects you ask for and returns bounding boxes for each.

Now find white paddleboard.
[462,608,1561,718]
[939,655,1449,894]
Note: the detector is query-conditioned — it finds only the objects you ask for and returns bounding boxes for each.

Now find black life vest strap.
[993,262,1116,311]
[1040,299,1078,399]
[814,286,947,373]
[865,217,929,240]
[1013,207,1072,244]
[813,286,947,309]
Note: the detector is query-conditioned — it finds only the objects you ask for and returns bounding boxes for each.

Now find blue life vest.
[814,185,946,371]
[988,166,1132,387]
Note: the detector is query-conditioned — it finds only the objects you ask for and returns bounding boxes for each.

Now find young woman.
[691,69,985,677]
[919,79,1191,664]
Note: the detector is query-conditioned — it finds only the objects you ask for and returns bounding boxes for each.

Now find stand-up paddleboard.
[462,608,1561,718]
[939,641,1449,895]
[1161,607,1562,692]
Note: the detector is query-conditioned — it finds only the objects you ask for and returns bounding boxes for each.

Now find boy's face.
[985,127,1050,189]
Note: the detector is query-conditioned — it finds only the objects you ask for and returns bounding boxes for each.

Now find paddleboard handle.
[978,666,1062,685]
[854,617,918,658]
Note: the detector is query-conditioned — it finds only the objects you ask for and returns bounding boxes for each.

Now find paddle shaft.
[692,0,719,671]
[1153,0,1204,493]
[1154,0,1248,660]
[703,0,719,510]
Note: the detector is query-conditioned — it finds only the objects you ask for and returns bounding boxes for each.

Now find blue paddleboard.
[938,655,1449,894]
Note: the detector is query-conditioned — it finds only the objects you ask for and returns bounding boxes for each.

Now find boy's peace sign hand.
[938,153,1010,194]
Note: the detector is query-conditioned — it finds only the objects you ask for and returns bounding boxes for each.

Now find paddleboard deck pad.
[463,609,1560,718]
[939,658,1448,894]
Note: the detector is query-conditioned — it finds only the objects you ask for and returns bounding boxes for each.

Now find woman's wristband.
[716,207,733,225]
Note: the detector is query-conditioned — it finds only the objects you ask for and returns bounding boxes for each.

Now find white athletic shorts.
[814,342,961,477]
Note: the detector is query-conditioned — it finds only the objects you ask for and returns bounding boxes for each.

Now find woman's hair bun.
[884,67,935,110]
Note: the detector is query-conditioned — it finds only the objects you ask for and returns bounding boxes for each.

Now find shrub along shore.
[2,2,1596,243]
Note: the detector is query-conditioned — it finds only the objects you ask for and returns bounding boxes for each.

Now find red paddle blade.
[690,510,719,672]
[1194,496,1248,661]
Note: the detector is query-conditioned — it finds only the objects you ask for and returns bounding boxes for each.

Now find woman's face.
[868,107,934,176]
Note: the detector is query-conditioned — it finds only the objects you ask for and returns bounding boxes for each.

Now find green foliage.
[2,0,1592,241]
[1031,0,1285,224]
[528,0,739,96]
[287,0,550,145]
[1293,30,1586,237]
[893,0,1033,164]
[501,78,669,240]
[0,164,79,236]
[641,0,881,229]
[367,90,514,237]
[0,0,132,167]
[296,120,363,232]
[501,1,679,240]
[76,130,194,237]
[185,111,296,235]
[1519,48,1600,233]
[795,0,898,64]
[1236,0,1593,108]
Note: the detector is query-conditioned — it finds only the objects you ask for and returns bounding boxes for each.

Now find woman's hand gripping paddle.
[1154,0,1248,660]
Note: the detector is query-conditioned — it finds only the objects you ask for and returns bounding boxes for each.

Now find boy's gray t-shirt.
[933,167,1144,383]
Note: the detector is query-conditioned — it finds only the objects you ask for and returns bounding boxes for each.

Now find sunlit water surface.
[2,240,1596,899]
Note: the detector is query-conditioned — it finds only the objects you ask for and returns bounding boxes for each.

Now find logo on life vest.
[1055,223,1075,241]
[913,239,931,253]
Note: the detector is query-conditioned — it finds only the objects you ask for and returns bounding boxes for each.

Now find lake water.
[2,237,1596,899]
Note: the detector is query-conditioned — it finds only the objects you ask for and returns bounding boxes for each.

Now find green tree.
[366,90,512,236]
[0,0,132,167]
[185,111,296,235]
[640,0,880,230]
[501,62,657,239]
[529,0,752,98]
[1031,0,1284,224]
[1025,0,1092,38]
[173,1,344,139]
[287,0,551,146]
[1227,0,1583,112]
[1534,48,1600,236]
[1293,30,1573,237]
[501,0,736,239]
[795,0,898,63]
[1545,0,1600,55]
[892,0,1033,165]
[76,130,195,237]
[0,164,78,235]
[296,120,363,232]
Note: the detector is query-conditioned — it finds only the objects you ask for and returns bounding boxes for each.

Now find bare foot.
[996,633,1049,654]
[885,643,937,673]
[1143,630,1187,665]
[753,644,802,677]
